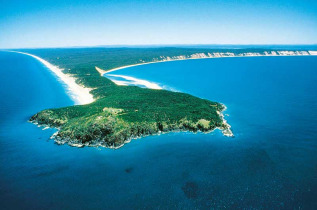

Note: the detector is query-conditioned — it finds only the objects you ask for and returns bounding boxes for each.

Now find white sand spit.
[107,74,162,90]
[11,51,94,105]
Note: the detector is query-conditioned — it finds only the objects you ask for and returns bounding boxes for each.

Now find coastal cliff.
[149,50,312,63]
[99,50,315,74]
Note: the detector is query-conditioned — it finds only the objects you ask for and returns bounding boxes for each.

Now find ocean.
[0,51,316,209]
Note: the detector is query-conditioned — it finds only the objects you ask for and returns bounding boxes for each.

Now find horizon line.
[1,43,317,50]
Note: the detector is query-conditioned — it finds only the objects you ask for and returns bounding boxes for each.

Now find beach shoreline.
[106,74,163,89]
[97,51,317,75]
[10,51,95,105]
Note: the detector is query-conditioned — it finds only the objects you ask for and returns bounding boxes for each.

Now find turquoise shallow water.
[1,52,317,209]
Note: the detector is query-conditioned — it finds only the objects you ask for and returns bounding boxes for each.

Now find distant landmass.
[17,47,316,148]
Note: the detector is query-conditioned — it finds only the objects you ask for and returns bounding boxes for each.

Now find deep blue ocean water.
[1,51,317,209]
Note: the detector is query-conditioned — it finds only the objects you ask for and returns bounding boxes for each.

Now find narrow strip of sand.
[98,50,315,76]
[11,51,94,105]
[101,61,169,74]
[107,74,162,89]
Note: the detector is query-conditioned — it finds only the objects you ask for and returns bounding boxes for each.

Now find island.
[23,47,316,148]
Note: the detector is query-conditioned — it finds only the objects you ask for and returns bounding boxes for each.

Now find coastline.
[106,74,163,89]
[57,121,233,149]
[98,50,317,76]
[31,102,233,149]
[9,51,94,105]
[12,49,316,149]
[38,115,233,149]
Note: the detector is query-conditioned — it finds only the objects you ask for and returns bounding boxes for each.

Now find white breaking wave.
[10,51,94,105]
[106,74,163,90]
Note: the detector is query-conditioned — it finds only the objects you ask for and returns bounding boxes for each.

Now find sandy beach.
[106,74,163,89]
[11,51,94,105]
[98,50,315,76]
[101,60,173,74]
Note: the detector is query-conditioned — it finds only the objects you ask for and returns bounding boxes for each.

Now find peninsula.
[23,47,316,148]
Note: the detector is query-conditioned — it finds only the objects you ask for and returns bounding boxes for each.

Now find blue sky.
[1,0,317,48]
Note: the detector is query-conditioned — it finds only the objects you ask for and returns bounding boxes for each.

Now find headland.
[11,47,316,148]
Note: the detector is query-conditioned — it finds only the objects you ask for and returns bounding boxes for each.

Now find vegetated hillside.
[26,47,237,147]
